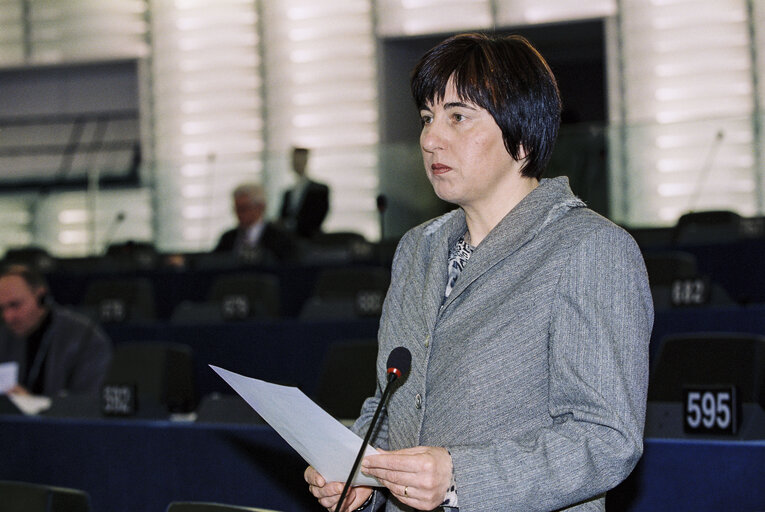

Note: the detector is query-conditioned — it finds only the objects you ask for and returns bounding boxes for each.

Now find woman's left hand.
[361,446,452,510]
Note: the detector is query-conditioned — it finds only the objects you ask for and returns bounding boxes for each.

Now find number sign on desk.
[683,386,739,435]
[102,384,137,416]
[671,277,710,306]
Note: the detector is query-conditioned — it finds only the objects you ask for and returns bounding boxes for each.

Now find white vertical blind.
[753,0,765,207]
[147,0,263,251]
[375,0,615,36]
[375,0,492,37]
[495,0,615,25]
[27,0,148,63]
[261,0,380,239]
[0,195,34,256]
[611,0,757,226]
[32,188,152,257]
[0,0,24,65]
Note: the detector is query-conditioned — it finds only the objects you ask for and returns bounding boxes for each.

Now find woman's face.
[419,79,523,213]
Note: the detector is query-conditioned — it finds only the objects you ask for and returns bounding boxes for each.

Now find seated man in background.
[214,182,297,262]
[0,264,113,396]
[279,147,330,238]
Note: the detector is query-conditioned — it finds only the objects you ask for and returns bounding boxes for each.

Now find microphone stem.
[335,372,396,512]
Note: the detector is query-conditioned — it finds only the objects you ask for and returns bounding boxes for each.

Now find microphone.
[376,194,388,240]
[335,346,411,512]
[376,194,388,213]
[102,211,126,254]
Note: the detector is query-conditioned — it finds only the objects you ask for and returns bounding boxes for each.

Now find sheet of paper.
[210,365,380,487]
[0,362,19,393]
[8,394,52,415]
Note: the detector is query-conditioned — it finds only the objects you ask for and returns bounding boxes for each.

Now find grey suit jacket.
[352,177,653,512]
[0,304,113,396]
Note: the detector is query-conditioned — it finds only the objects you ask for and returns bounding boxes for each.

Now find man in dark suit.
[279,147,330,238]
[0,264,112,396]
[214,182,296,262]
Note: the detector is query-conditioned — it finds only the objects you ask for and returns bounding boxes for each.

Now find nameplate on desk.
[670,277,710,307]
[683,386,739,435]
[101,384,137,416]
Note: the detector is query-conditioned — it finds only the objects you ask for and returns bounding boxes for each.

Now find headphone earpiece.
[37,291,48,307]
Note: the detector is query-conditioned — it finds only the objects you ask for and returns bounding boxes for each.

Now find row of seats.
[25,324,764,441]
[43,246,759,325]
[2,232,398,275]
[0,480,277,512]
[59,266,391,324]
[35,338,378,423]
[3,210,764,323]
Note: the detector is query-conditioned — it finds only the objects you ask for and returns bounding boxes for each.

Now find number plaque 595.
[683,386,738,435]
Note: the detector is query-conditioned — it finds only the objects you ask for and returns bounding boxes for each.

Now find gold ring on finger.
[404,486,408,497]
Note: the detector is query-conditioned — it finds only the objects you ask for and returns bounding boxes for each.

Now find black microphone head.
[376,194,388,212]
[386,346,411,380]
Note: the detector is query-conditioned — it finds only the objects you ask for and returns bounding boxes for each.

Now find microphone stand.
[335,371,397,512]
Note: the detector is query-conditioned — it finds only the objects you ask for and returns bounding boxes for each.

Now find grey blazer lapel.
[442,178,584,310]
[420,210,466,329]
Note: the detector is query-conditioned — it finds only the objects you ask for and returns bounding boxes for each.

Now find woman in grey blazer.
[307,33,653,512]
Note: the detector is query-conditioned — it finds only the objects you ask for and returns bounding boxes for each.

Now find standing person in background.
[305,33,653,511]
[0,264,113,396]
[214,182,297,262]
[280,147,330,238]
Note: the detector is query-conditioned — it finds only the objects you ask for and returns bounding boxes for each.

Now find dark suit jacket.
[280,180,330,238]
[0,305,113,396]
[213,222,297,262]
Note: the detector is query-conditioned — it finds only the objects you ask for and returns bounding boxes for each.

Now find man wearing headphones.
[0,264,112,396]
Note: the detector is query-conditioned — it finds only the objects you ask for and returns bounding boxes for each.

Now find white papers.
[0,362,19,393]
[210,365,380,487]
[8,394,51,415]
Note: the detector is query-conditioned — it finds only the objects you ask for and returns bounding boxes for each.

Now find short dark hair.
[411,33,561,179]
[0,263,48,291]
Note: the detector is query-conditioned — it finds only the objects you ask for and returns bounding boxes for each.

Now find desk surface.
[1,414,764,512]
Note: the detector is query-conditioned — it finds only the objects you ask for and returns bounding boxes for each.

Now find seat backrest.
[81,277,156,323]
[313,340,378,419]
[299,267,390,319]
[643,250,698,285]
[310,231,367,246]
[169,301,224,325]
[194,393,264,425]
[166,502,279,512]
[104,241,158,271]
[104,341,196,413]
[209,272,281,319]
[643,250,735,309]
[312,266,390,299]
[649,333,765,409]
[0,480,91,512]
[299,232,374,264]
[671,210,742,246]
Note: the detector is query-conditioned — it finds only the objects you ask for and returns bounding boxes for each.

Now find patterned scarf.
[444,234,475,302]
